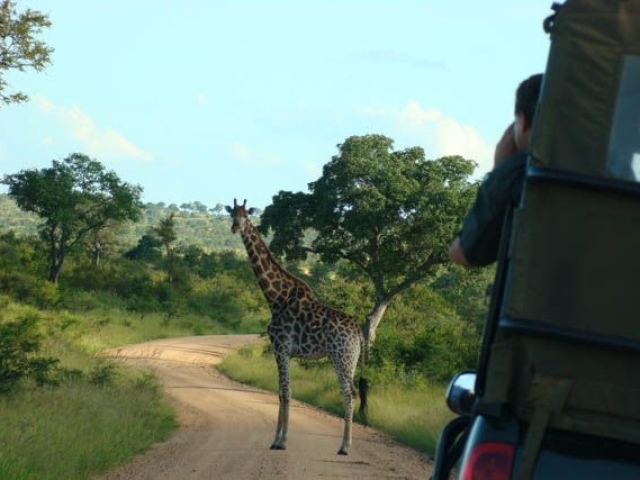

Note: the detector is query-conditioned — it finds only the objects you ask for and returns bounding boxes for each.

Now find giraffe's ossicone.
[226,198,368,455]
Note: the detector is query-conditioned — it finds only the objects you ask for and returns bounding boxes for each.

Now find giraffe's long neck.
[239,219,295,307]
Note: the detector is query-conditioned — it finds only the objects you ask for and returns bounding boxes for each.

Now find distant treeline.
[0,194,251,251]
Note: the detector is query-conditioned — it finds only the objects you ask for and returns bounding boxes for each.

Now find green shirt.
[459,151,528,267]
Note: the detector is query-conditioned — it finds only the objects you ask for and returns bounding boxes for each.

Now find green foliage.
[64,257,156,302]
[263,135,477,273]
[0,0,53,106]
[154,213,177,256]
[125,294,162,320]
[2,153,144,283]
[122,200,243,251]
[0,269,59,308]
[371,284,481,382]
[0,196,39,236]
[0,232,57,307]
[84,219,126,266]
[313,263,371,320]
[416,320,480,380]
[431,264,496,329]
[260,134,479,342]
[188,273,269,331]
[0,194,243,252]
[124,232,163,261]
[88,361,118,386]
[0,312,59,392]
[0,365,175,480]
[179,245,249,279]
[0,230,47,276]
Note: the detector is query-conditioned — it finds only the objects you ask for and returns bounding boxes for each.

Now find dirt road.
[99,335,433,480]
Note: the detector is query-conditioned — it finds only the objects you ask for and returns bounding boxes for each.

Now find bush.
[0,313,59,393]
[64,259,156,301]
[0,270,59,308]
[89,362,118,386]
[411,319,480,381]
[371,283,482,383]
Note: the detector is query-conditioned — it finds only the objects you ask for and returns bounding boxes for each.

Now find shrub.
[371,283,482,383]
[0,313,59,393]
[0,270,59,308]
[89,362,118,386]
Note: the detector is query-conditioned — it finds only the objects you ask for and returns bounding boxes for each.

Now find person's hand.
[493,123,518,168]
[449,236,470,268]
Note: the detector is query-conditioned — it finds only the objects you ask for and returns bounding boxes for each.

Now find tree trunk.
[48,238,65,283]
[92,241,101,267]
[363,299,390,352]
[48,259,63,283]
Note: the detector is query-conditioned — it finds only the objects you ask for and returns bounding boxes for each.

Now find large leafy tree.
[0,0,53,106]
[2,153,144,283]
[260,134,478,347]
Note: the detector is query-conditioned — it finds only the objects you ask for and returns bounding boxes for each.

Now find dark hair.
[515,73,543,126]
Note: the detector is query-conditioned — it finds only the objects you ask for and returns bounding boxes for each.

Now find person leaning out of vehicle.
[449,73,544,268]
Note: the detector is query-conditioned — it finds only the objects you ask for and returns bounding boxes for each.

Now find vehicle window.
[607,55,640,182]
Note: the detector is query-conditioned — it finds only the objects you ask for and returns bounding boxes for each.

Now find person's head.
[513,73,543,150]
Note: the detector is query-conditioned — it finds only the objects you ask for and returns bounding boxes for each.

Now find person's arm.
[494,123,518,168]
[448,236,471,268]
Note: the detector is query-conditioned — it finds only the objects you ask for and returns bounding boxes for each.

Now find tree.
[154,213,177,258]
[0,313,58,392]
[210,203,225,216]
[123,232,162,263]
[259,134,478,348]
[2,153,144,283]
[0,0,53,106]
[84,219,124,267]
[153,213,178,283]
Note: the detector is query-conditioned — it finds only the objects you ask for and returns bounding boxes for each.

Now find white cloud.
[196,92,210,106]
[302,160,322,178]
[228,142,282,166]
[359,100,494,177]
[398,101,442,124]
[34,95,55,113]
[33,95,152,162]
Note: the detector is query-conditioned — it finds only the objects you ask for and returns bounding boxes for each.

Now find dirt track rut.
[98,335,433,480]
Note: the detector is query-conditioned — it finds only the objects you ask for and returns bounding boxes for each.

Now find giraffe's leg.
[271,352,290,450]
[331,353,358,455]
[337,379,356,456]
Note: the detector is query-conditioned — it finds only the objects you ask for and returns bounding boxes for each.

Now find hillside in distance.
[0,195,253,252]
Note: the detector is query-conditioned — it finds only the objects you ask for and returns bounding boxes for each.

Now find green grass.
[0,298,214,480]
[70,310,227,354]
[0,358,176,480]
[218,341,454,454]
[1,295,452,478]
[44,305,229,355]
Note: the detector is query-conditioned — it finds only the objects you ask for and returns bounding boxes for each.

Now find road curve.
[98,335,433,480]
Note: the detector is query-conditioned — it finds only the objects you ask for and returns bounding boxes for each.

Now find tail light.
[461,441,515,480]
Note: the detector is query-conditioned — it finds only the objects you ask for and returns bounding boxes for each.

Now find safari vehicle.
[431,1,640,479]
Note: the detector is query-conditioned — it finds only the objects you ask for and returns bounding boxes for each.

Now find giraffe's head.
[225,198,256,234]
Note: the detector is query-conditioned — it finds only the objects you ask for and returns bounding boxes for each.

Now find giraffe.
[225,198,368,455]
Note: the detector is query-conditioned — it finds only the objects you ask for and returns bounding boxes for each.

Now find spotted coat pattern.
[226,199,366,455]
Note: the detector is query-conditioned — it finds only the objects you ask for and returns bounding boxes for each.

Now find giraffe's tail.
[358,376,369,426]
[358,334,369,426]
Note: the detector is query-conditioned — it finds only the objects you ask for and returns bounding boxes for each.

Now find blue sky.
[0,1,552,210]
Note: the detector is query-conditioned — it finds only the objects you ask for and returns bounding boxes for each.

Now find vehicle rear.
[455,416,640,479]
[432,1,640,478]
